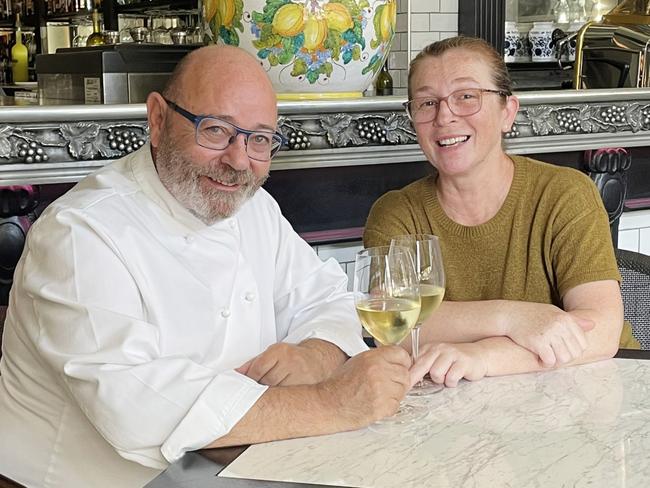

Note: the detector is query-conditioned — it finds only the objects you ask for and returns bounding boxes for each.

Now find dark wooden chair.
[0,474,25,488]
[0,305,5,359]
[584,147,632,249]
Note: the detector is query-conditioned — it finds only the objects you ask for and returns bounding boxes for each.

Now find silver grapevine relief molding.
[279,112,417,150]
[4,91,650,184]
[505,102,650,139]
[0,122,149,164]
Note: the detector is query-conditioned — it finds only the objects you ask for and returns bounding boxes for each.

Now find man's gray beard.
[154,137,268,225]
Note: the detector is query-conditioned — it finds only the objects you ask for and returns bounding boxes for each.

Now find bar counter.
[147,351,650,488]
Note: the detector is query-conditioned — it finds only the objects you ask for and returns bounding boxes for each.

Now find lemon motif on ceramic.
[376,0,396,44]
[362,0,396,75]
[203,0,397,94]
[302,14,328,51]
[272,3,305,37]
[205,0,245,45]
[217,0,236,26]
[324,3,354,32]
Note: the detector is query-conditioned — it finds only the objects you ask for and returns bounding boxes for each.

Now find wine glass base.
[407,377,444,397]
[368,402,429,433]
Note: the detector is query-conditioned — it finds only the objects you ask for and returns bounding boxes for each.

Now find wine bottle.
[11,13,28,83]
[86,4,105,46]
[375,60,393,96]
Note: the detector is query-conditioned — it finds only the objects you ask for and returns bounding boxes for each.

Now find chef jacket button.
[228,219,237,229]
[221,308,231,318]
[245,292,256,302]
[184,235,195,244]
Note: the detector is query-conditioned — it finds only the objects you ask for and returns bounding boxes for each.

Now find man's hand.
[410,342,488,388]
[316,346,412,428]
[503,303,595,367]
[236,340,347,386]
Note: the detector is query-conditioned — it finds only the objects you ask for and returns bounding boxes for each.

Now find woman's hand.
[410,342,488,388]
[503,304,595,368]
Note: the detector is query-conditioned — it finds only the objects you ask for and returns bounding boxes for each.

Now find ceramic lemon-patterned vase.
[202,0,397,99]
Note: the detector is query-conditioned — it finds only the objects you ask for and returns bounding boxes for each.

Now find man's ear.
[146,92,167,150]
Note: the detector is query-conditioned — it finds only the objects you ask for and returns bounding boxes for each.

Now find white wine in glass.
[391,235,446,396]
[417,284,445,325]
[353,245,428,426]
[355,297,421,346]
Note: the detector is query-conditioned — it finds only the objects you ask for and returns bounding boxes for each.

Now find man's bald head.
[162,45,276,115]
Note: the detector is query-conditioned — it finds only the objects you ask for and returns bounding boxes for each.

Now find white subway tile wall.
[640,228,650,256]
[388,0,459,95]
[619,210,650,255]
[312,241,364,291]
[618,229,640,253]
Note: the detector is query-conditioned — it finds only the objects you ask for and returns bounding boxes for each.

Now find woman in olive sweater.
[364,36,638,388]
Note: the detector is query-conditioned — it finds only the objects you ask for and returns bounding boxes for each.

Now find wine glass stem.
[411,324,423,388]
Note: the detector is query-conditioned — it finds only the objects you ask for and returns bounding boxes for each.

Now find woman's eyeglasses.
[403,88,510,124]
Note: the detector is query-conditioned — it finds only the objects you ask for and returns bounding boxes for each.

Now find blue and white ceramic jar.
[528,21,555,62]
[504,21,518,62]
[514,23,531,62]
[563,20,584,62]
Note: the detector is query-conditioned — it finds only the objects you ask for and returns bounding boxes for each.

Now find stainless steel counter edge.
[2,88,650,185]
[2,88,649,121]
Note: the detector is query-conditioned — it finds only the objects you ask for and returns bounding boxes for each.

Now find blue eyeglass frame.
[163,97,286,160]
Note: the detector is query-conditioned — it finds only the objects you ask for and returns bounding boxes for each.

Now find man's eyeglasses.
[164,98,286,161]
[403,88,510,124]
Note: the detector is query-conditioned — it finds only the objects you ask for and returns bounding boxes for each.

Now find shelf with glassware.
[113,0,195,14]
[0,1,96,81]
[106,0,199,45]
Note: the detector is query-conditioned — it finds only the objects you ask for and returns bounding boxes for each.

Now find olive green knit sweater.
[364,155,638,348]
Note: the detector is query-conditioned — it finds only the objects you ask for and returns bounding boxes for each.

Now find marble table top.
[216,358,650,488]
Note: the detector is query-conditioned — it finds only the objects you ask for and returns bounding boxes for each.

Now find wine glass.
[353,245,428,425]
[391,235,446,396]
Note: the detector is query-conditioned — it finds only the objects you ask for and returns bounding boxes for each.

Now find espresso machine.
[36,43,197,104]
[573,0,650,88]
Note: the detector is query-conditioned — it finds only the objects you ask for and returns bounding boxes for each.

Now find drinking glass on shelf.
[391,234,446,396]
[353,245,428,426]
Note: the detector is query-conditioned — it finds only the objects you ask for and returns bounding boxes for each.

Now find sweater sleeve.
[549,172,621,297]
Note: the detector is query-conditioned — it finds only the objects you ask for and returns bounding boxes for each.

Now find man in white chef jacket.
[0,45,413,488]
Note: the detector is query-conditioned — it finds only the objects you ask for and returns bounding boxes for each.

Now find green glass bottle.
[85,5,105,47]
[375,60,393,96]
[11,13,28,83]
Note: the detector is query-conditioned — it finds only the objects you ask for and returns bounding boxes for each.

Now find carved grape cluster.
[108,129,145,153]
[600,105,626,124]
[557,111,582,132]
[357,120,387,144]
[287,130,311,150]
[18,141,48,163]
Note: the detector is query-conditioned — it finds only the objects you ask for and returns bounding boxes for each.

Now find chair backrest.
[0,305,5,361]
[617,249,650,349]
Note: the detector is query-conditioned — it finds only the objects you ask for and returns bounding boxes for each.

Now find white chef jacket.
[0,144,367,488]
